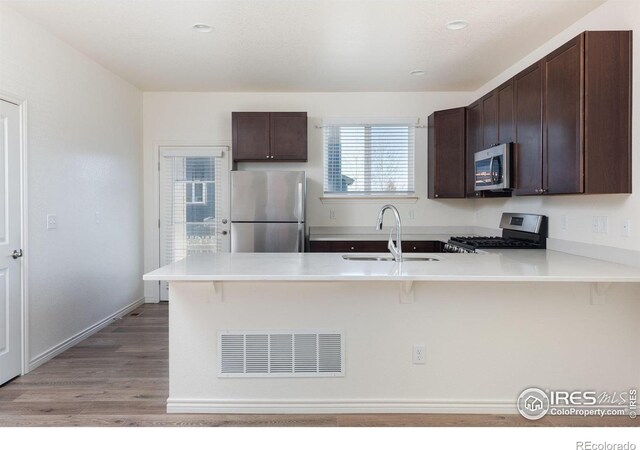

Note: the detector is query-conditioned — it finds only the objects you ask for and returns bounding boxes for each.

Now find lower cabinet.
[309,240,444,253]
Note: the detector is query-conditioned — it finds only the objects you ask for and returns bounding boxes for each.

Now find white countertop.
[143,250,640,283]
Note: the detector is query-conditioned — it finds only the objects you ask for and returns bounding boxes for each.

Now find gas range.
[444,213,548,254]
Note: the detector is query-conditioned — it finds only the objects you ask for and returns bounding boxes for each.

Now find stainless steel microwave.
[474,143,512,191]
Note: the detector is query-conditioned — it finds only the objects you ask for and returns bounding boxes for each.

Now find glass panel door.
[159,147,230,301]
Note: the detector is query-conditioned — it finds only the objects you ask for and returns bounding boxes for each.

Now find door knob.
[221,219,228,224]
[12,249,23,259]
[219,230,228,235]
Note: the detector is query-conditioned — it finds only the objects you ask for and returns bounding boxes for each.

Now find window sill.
[319,195,419,204]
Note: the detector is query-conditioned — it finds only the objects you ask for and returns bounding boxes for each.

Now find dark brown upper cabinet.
[514,61,544,196]
[496,79,515,144]
[434,30,631,200]
[232,112,271,161]
[583,31,632,194]
[270,112,308,161]
[232,112,307,162]
[464,80,515,198]
[481,91,498,148]
[428,108,466,199]
[514,31,632,195]
[543,34,584,195]
[465,101,483,198]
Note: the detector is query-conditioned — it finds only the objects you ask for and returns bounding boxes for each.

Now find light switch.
[47,214,57,230]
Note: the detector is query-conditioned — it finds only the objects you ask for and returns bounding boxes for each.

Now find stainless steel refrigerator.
[231,171,306,252]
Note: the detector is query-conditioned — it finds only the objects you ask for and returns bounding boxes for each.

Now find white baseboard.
[28,297,146,372]
[166,398,517,415]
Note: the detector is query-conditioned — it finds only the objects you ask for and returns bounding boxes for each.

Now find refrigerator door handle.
[297,222,304,253]
[297,182,304,220]
[296,182,304,252]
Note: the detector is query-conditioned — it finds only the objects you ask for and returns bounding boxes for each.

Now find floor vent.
[218,330,344,378]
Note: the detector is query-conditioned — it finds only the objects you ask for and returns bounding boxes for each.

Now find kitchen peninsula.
[144,251,640,414]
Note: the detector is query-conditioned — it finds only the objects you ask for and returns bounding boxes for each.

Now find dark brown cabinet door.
[543,35,584,194]
[514,62,544,195]
[309,240,443,253]
[233,112,308,162]
[232,112,271,161]
[465,101,482,198]
[497,79,515,144]
[428,108,466,199]
[482,92,498,148]
[583,31,632,194]
[403,241,443,252]
[309,241,388,253]
[270,112,308,161]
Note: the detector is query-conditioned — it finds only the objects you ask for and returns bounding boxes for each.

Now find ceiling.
[4,0,604,92]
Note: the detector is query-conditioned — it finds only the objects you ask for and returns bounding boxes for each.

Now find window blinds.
[160,153,223,269]
[323,120,415,195]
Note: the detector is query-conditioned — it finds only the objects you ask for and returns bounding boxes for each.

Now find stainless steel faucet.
[375,204,402,262]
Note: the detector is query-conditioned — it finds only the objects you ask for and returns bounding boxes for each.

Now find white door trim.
[0,90,29,376]
[147,140,232,303]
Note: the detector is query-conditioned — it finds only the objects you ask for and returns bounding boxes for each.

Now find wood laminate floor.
[0,303,636,427]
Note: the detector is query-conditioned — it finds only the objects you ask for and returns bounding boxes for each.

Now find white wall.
[143,91,477,300]
[470,0,640,251]
[0,5,144,365]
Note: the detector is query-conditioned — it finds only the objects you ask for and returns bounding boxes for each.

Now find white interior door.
[159,146,230,301]
[0,99,23,385]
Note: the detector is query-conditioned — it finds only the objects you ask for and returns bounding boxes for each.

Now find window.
[186,181,207,204]
[323,119,415,196]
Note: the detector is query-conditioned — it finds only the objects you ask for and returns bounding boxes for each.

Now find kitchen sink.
[342,255,439,262]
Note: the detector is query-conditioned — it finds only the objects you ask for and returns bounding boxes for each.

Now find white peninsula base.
[164,278,640,414]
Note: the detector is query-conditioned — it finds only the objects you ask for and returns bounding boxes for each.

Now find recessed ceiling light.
[446,20,468,30]
[410,70,426,76]
[192,23,213,33]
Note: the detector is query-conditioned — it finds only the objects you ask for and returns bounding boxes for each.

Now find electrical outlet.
[409,209,415,220]
[95,211,101,224]
[412,344,426,365]
[598,216,609,234]
[329,209,336,220]
[47,214,57,230]
[622,219,631,237]
[592,216,610,234]
[561,215,569,231]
